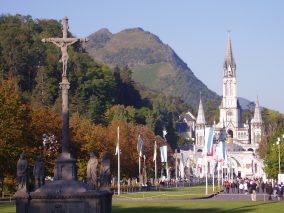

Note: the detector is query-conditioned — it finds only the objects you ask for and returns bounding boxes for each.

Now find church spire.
[196,97,206,125]
[223,31,236,77]
[251,96,263,124]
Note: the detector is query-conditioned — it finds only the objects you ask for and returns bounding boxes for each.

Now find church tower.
[219,32,241,138]
[195,98,206,152]
[251,97,263,147]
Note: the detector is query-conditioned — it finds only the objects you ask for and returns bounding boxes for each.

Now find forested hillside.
[85,28,221,113]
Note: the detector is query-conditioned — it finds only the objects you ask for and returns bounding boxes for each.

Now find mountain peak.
[86,28,112,49]
[85,28,220,109]
[95,28,112,36]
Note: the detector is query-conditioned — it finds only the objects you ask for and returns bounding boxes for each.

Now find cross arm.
[42,37,88,44]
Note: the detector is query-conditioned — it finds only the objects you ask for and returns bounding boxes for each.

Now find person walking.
[239,181,244,194]
[250,181,257,201]
[266,182,273,200]
[244,181,248,194]
[261,181,266,193]
[276,184,283,201]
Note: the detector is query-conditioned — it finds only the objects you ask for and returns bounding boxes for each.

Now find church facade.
[179,34,265,180]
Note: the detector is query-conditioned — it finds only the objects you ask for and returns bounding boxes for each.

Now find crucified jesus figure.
[42,17,87,77]
[51,39,78,77]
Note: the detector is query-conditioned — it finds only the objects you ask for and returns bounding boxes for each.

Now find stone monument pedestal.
[14,185,112,213]
[14,152,113,213]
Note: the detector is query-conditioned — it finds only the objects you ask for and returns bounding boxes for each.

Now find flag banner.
[216,140,227,162]
[205,127,214,156]
[153,141,157,162]
[115,143,119,155]
[179,158,184,179]
[222,141,227,162]
[160,145,167,162]
[215,143,221,161]
[181,152,185,166]
[137,134,144,157]
[163,129,167,139]
[180,150,189,166]
[115,126,119,155]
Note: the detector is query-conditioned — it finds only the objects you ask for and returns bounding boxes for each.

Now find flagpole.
[154,141,157,185]
[175,149,178,187]
[205,155,208,195]
[139,155,141,180]
[117,126,120,195]
[217,161,220,189]
[221,162,224,185]
[212,160,215,192]
[166,160,169,181]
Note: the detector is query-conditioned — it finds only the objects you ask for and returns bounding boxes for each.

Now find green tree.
[264,123,284,179]
[0,79,30,194]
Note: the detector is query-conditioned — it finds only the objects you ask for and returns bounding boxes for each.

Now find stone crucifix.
[42,17,87,153]
[42,16,87,77]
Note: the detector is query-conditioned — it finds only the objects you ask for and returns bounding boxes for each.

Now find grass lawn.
[113,185,219,199]
[2,186,284,213]
[0,203,15,213]
[1,200,284,213]
[113,200,284,213]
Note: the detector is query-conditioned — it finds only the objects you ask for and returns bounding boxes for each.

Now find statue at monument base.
[14,152,113,213]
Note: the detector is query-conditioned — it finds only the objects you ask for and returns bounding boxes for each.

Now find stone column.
[60,76,70,153]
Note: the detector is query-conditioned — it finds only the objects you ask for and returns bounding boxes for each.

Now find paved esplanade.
[42,17,87,153]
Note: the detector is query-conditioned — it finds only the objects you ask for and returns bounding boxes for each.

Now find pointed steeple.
[196,97,206,125]
[223,31,236,76]
[251,96,262,124]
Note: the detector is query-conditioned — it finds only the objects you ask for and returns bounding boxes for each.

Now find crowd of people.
[223,178,284,201]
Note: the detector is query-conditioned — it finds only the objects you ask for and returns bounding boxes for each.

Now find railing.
[0,194,13,202]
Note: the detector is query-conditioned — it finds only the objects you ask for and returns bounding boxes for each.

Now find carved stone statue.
[49,40,77,77]
[100,154,111,190]
[33,156,45,189]
[17,153,28,192]
[87,152,98,190]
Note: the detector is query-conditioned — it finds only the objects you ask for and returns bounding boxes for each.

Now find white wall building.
[178,34,265,179]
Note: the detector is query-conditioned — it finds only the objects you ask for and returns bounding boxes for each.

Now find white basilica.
[178,34,265,180]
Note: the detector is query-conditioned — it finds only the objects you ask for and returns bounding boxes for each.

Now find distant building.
[177,33,265,180]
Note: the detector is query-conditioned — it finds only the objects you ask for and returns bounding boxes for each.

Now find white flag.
[115,126,119,155]
[153,141,157,162]
[163,129,167,139]
[137,134,144,157]
[204,127,214,156]
[160,145,167,163]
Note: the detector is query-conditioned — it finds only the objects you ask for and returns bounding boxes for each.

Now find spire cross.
[42,17,87,77]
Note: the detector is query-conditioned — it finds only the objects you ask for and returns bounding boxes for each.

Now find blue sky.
[2,0,284,113]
